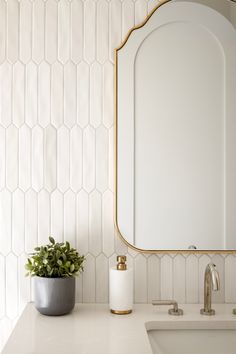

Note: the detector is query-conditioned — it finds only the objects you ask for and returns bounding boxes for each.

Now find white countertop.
[2,303,236,354]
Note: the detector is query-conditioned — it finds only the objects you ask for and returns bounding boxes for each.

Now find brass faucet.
[200,263,220,316]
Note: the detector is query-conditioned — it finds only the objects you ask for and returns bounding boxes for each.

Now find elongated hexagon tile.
[0,62,12,128]
[108,127,114,192]
[0,127,5,190]
[44,125,57,193]
[186,254,199,303]
[134,254,147,303]
[18,254,31,314]
[82,254,95,303]
[12,189,25,256]
[89,191,102,256]
[97,0,109,64]
[122,0,134,40]
[51,190,63,243]
[6,253,18,319]
[135,0,147,26]
[76,190,89,256]
[114,229,128,256]
[103,62,113,129]
[38,62,50,128]
[109,0,122,62]
[6,125,18,192]
[75,274,83,303]
[160,255,173,299]
[58,0,70,64]
[57,126,70,193]
[102,190,114,257]
[83,125,95,193]
[51,62,63,128]
[96,125,108,192]
[32,126,44,192]
[70,126,82,193]
[147,255,160,303]
[38,190,50,246]
[45,0,58,64]
[71,0,83,64]
[19,125,31,192]
[173,255,186,304]
[7,0,19,63]
[77,62,89,128]
[0,255,5,318]
[64,62,76,128]
[225,255,236,303]
[25,189,38,253]
[32,0,45,64]
[0,0,6,64]
[25,62,38,128]
[13,62,25,128]
[84,0,96,64]
[19,0,32,64]
[0,190,11,255]
[90,63,102,128]
[96,254,108,303]
[64,190,76,247]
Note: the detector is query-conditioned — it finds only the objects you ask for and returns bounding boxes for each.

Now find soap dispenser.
[109,255,133,314]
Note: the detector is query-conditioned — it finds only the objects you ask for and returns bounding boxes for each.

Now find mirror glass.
[115,0,236,251]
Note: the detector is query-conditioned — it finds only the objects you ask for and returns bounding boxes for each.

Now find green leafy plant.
[25,236,85,278]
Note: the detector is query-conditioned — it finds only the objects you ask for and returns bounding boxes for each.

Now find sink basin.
[146,321,236,354]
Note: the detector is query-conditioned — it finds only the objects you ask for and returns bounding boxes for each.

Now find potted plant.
[25,236,85,316]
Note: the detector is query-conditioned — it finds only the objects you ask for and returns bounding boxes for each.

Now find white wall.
[0,0,236,345]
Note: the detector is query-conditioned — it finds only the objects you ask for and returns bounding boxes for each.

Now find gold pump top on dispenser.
[117,255,127,270]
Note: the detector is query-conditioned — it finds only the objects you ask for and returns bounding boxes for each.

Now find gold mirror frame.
[114,0,236,254]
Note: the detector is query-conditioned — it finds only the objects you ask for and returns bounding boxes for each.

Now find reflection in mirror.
[115,0,236,251]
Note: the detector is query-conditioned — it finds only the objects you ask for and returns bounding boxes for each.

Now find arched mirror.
[115,0,236,252]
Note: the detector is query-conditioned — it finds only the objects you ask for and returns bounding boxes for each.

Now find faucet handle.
[152,300,183,316]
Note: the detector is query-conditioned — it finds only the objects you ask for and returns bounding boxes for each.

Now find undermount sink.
[146,321,236,354]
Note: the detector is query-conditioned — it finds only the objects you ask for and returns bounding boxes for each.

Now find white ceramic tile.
[0,62,12,127]
[96,254,109,303]
[75,274,83,303]
[147,255,160,303]
[0,127,5,190]
[70,126,82,192]
[198,255,212,303]
[225,255,236,303]
[97,0,109,64]
[57,126,70,193]
[0,0,6,64]
[83,125,95,193]
[84,0,96,64]
[160,255,173,299]
[64,190,76,247]
[25,189,38,253]
[96,126,108,192]
[186,254,199,303]
[0,255,5,318]
[19,0,32,63]
[173,255,186,304]
[90,63,102,128]
[108,253,117,270]
[38,190,50,246]
[76,190,89,256]
[51,190,63,243]
[38,62,50,128]
[51,62,63,128]
[12,190,25,256]
[82,254,95,303]
[211,254,225,303]
[77,62,89,128]
[32,0,44,64]
[18,254,30,314]
[148,0,159,13]
[102,190,114,257]
[58,0,70,64]
[122,0,134,40]
[44,125,57,192]
[135,0,147,26]
[25,62,38,128]
[134,254,147,303]
[64,62,77,128]
[71,0,83,64]
[114,229,128,256]
[6,253,18,319]
[13,62,25,127]
[89,191,102,256]
[109,0,122,62]
[32,126,44,192]
[19,125,31,192]
[7,0,19,63]
[108,127,114,192]
[45,0,58,64]
[6,125,18,192]
[103,62,113,129]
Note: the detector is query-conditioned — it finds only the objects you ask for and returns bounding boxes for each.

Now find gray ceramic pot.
[34,276,75,316]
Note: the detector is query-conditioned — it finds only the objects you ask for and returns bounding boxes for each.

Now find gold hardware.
[117,255,127,270]
[110,309,132,315]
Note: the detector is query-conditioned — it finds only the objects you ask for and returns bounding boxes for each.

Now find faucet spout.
[200,263,220,316]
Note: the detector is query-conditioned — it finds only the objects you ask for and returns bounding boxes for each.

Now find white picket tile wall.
[1,0,236,349]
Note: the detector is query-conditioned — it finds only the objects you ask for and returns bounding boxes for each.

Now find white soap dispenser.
[109,255,133,314]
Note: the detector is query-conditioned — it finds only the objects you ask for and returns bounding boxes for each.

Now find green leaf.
[70,264,75,272]
[57,260,63,266]
[66,241,70,251]
[49,236,55,245]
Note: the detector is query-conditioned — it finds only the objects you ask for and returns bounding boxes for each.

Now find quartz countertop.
[2,303,236,354]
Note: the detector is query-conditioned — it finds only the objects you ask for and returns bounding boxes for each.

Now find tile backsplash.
[0,0,236,331]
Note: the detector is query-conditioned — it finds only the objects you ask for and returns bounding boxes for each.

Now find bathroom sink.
[146,321,236,354]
